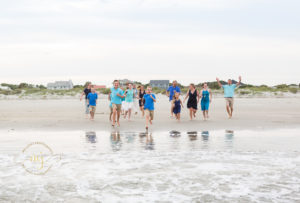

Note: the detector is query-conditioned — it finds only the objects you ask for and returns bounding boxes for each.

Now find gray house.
[150,80,170,90]
[119,79,133,87]
[47,80,74,90]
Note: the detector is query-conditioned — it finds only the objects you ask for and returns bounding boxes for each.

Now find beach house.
[119,79,133,87]
[150,80,170,90]
[47,80,74,90]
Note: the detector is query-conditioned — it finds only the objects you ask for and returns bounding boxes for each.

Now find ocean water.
[0,129,299,202]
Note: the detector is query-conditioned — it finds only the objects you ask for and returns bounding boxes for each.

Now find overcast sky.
[0,0,299,86]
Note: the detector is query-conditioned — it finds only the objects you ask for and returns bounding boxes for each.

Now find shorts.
[201,100,209,111]
[112,103,122,112]
[145,109,154,120]
[225,97,234,108]
[89,105,96,113]
[123,102,134,111]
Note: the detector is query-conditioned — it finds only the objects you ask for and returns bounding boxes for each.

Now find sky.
[0,0,300,86]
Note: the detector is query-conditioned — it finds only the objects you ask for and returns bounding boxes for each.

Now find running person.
[200,83,212,120]
[172,92,184,121]
[123,83,134,121]
[216,76,242,119]
[132,84,139,115]
[80,82,92,118]
[143,86,156,131]
[166,80,181,118]
[138,85,146,117]
[183,83,200,120]
[87,87,98,121]
[110,80,125,127]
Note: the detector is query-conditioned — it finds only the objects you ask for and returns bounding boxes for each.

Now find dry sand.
[0,95,300,132]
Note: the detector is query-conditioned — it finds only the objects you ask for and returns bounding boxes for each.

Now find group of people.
[80,76,242,130]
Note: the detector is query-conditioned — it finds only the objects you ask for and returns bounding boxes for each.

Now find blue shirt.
[223,84,236,98]
[87,92,98,106]
[143,94,156,111]
[110,88,124,104]
[167,86,181,101]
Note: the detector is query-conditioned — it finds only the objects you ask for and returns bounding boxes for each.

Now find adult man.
[80,82,92,118]
[216,76,242,119]
[166,80,181,117]
[109,80,125,127]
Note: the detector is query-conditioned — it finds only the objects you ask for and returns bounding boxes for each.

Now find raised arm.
[216,77,223,88]
[236,76,242,86]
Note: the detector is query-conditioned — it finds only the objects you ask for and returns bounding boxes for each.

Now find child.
[172,92,184,121]
[87,87,98,121]
[143,86,156,130]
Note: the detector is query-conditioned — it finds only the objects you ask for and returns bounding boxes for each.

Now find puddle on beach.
[0,129,300,202]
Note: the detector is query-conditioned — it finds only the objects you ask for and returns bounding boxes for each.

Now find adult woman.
[200,83,212,120]
[183,83,200,120]
[138,85,146,117]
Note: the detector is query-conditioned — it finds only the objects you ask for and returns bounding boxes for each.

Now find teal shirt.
[222,84,236,98]
[125,89,134,103]
[110,87,124,104]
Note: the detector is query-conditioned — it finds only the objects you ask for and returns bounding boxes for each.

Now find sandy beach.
[1,95,299,132]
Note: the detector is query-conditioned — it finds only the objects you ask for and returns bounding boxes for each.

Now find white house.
[0,85,11,90]
[47,80,73,90]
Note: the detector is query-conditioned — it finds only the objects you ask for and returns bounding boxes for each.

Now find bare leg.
[112,108,117,126]
[230,106,233,118]
[189,108,193,120]
[171,105,174,117]
[178,114,181,121]
[91,111,95,120]
[145,114,149,129]
[117,111,121,126]
[202,111,206,120]
[226,105,232,118]
[128,109,132,120]
[206,110,209,118]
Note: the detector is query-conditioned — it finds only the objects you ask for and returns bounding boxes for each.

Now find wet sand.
[0,96,300,132]
[0,129,300,202]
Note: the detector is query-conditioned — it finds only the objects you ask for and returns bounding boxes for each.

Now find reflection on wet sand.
[187,131,198,141]
[85,131,97,143]
[201,131,209,141]
[84,130,237,152]
[145,133,154,150]
[225,130,234,148]
[169,130,181,137]
[110,131,122,151]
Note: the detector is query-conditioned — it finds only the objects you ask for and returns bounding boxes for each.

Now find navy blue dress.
[173,99,181,114]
